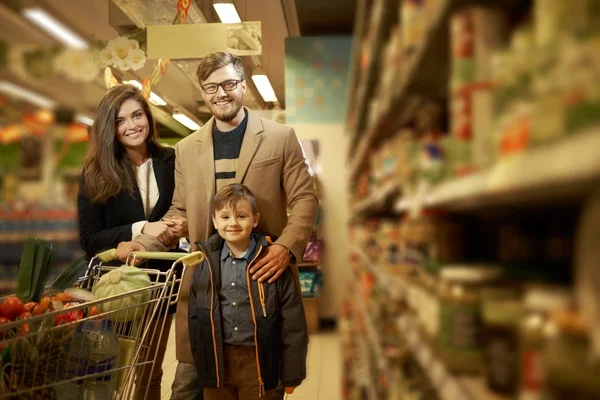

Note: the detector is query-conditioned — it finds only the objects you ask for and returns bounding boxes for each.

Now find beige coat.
[136,108,318,362]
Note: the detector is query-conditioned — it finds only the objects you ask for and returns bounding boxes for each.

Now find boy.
[189,183,308,400]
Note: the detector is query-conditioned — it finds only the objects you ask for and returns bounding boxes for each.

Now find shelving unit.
[347,0,523,179]
[394,128,600,213]
[344,0,600,398]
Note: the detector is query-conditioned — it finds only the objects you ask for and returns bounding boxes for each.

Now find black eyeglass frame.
[201,79,244,94]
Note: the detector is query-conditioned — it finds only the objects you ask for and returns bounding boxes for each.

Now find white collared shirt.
[131,158,159,239]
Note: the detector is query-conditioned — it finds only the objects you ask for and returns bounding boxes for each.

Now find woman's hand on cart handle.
[116,241,146,264]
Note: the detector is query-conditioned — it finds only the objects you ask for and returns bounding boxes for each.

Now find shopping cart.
[0,249,204,400]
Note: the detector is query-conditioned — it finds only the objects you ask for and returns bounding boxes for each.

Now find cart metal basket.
[0,250,204,400]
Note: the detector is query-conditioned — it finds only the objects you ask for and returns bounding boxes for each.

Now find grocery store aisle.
[161,321,341,399]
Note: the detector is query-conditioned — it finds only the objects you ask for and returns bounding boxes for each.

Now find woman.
[77,84,186,399]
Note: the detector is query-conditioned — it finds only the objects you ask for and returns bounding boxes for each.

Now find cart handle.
[128,251,204,265]
[97,248,204,267]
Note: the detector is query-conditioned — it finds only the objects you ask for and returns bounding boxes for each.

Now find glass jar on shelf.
[481,285,522,396]
[437,265,503,375]
[519,285,572,400]
[544,308,600,399]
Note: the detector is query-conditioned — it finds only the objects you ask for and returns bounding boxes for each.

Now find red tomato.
[23,302,37,312]
[32,305,44,317]
[39,297,50,312]
[66,310,83,323]
[18,324,29,337]
[0,317,9,339]
[54,314,66,326]
[55,293,72,302]
[87,306,99,317]
[1,297,25,320]
[18,312,32,320]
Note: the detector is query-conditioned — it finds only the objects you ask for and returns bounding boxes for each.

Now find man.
[117,52,318,400]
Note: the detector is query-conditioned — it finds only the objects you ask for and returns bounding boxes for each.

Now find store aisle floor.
[160,321,341,399]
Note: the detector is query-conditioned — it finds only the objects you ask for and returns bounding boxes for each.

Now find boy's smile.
[212,199,260,255]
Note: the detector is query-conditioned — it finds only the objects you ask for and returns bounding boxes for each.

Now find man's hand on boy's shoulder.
[250,244,291,283]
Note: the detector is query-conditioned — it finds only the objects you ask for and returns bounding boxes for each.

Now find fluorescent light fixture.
[251,68,278,102]
[213,0,242,23]
[173,112,201,131]
[0,81,56,108]
[23,8,87,49]
[75,114,94,126]
[123,80,167,106]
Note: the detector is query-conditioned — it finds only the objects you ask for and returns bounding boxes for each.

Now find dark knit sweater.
[212,109,248,193]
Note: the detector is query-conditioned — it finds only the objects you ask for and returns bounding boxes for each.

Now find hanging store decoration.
[177,0,193,24]
[146,21,262,59]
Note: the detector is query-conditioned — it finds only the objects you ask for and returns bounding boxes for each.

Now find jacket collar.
[118,146,173,222]
[220,236,257,261]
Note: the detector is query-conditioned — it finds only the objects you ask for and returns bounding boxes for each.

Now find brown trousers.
[204,345,274,400]
[134,314,173,400]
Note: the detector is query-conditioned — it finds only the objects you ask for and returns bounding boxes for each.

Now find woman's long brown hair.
[82,84,163,203]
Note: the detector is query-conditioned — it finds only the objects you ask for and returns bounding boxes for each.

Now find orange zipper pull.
[259,282,267,317]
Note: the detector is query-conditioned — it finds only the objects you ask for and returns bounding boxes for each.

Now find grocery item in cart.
[91,264,151,322]
[56,319,120,399]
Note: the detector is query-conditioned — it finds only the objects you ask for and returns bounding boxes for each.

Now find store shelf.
[348,0,452,178]
[397,315,509,400]
[355,248,405,301]
[395,128,600,212]
[353,293,390,379]
[350,182,401,217]
[348,0,525,180]
[298,262,319,268]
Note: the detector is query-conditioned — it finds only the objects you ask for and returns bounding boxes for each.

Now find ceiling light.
[75,114,94,126]
[173,111,201,131]
[213,0,242,23]
[123,80,167,106]
[0,81,56,108]
[251,67,278,103]
[23,8,87,49]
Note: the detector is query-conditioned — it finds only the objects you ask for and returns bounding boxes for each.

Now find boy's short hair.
[212,184,258,215]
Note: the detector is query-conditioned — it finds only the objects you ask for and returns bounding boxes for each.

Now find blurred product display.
[342,0,600,399]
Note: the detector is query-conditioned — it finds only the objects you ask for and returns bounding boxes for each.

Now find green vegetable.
[32,239,53,302]
[91,265,151,322]
[50,257,88,291]
[16,238,54,302]
[16,238,36,301]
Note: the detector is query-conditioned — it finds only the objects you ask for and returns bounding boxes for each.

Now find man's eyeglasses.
[201,79,244,94]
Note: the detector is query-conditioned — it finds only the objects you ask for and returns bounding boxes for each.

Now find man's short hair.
[196,52,245,83]
[212,183,258,215]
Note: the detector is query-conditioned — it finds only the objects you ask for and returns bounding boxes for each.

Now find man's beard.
[211,99,242,122]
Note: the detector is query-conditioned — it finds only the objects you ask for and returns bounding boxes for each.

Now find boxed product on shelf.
[302,239,322,263]
[450,8,510,173]
[402,0,427,55]
[299,269,323,298]
[544,308,600,398]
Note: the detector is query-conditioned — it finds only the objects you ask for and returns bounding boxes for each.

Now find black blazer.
[77,146,176,262]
